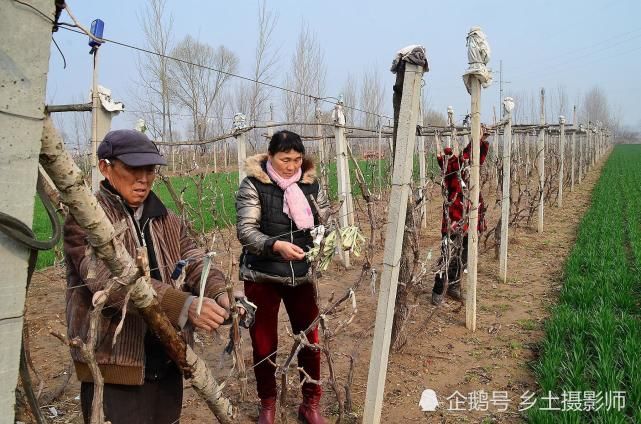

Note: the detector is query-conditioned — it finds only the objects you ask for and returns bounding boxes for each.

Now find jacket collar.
[100,180,167,219]
[243,153,316,185]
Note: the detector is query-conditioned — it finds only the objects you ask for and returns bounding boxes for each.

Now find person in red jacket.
[432,127,490,305]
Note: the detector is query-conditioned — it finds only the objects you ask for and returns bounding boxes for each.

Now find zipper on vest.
[118,200,143,249]
[289,220,295,284]
[147,218,165,280]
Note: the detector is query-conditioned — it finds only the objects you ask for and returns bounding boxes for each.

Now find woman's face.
[269,150,303,178]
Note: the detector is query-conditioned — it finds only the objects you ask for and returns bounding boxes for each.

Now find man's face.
[269,150,303,179]
[99,159,157,207]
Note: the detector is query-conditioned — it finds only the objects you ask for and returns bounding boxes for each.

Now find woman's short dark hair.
[268,130,305,156]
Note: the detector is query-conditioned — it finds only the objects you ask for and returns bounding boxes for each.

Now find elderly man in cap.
[64,129,231,423]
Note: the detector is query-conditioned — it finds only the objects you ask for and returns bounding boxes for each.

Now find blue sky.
[46,0,641,130]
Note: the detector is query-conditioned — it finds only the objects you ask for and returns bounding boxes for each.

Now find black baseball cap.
[97,129,167,167]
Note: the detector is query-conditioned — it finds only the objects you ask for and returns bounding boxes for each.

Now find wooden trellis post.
[363,61,423,424]
[558,116,565,207]
[234,113,248,186]
[499,97,513,283]
[537,88,545,234]
[417,101,428,228]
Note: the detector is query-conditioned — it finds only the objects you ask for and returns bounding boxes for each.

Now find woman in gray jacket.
[236,130,329,424]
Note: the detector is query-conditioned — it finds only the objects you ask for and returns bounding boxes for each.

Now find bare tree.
[169,36,239,149]
[135,0,175,142]
[250,0,278,124]
[341,73,358,125]
[359,68,386,129]
[423,108,447,126]
[580,85,612,127]
[283,23,327,130]
[555,84,568,118]
[235,0,279,150]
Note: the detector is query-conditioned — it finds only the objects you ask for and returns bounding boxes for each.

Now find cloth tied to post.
[390,44,429,73]
[462,27,492,94]
[90,85,125,112]
[503,97,515,114]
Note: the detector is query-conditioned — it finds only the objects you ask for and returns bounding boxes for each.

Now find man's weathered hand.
[188,298,229,332]
[216,292,247,317]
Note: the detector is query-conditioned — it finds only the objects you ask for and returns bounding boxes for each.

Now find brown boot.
[258,397,276,424]
[298,394,327,424]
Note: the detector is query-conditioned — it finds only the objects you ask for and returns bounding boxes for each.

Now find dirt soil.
[21,158,606,424]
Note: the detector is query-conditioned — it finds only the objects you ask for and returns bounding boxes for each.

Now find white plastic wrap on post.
[96,85,125,112]
[463,27,493,94]
[135,119,147,133]
[331,102,346,126]
[503,97,515,114]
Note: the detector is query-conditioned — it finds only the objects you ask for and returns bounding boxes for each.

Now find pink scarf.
[266,160,314,230]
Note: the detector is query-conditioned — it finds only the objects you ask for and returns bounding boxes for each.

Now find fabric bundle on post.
[390,44,429,74]
[462,27,492,94]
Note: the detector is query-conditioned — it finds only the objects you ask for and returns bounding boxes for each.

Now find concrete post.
[417,102,427,228]
[499,98,513,283]
[314,101,327,198]
[446,106,454,149]
[558,116,565,207]
[333,102,354,226]
[363,62,423,424]
[91,49,101,192]
[0,1,53,420]
[234,113,248,185]
[537,88,545,233]
[466,76,482,331]
[571,106,576,191]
